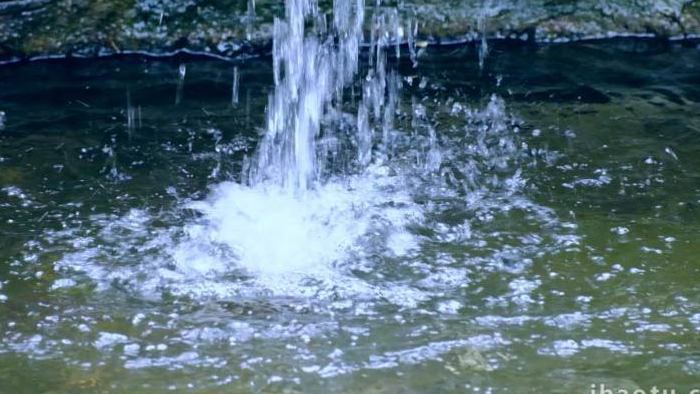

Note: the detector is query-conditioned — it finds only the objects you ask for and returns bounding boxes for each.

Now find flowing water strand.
[175,63,186,105]
[231,66,239,105]
[359,4,403,165]
[478,0,503,70]
[246,0,256,41]
[248,0,366,191]
[125,89,136,132]
[477,7,489,70]
[407,19,418,68]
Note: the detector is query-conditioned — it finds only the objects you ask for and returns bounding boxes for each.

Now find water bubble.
[664,147,678,161]
[176,64,186,105]
[437,300,462,314]
[95,332,129,351]
[611,226,629,235]
[178,64,186,80]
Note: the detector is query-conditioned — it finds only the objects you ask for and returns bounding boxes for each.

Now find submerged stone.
[458,350,491,371]
[446,348,493,372]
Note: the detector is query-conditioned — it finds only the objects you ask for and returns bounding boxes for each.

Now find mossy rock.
[1,0,700,63]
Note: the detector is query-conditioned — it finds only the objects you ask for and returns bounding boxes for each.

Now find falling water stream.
[0,1,700,393]
[187,0,410,278]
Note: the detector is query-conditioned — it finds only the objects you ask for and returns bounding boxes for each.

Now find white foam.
[163,166,424,299]
[94,332,129,350]
[185,181,370,275]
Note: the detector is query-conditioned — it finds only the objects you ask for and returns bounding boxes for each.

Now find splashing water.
[3,43,585,387]
[51,0,563,305]
[3,35,700,392]
[181,0,412,278]
[0,0,581,387]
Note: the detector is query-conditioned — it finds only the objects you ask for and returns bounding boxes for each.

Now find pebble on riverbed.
[445,348,493,374]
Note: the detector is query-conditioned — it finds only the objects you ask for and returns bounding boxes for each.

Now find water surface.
[0,40,699,393]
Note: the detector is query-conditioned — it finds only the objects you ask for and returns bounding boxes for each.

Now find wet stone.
[455,348,492,372]
[1,0,700,62]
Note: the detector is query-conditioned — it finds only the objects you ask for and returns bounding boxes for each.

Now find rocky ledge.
[1,0,699,63]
